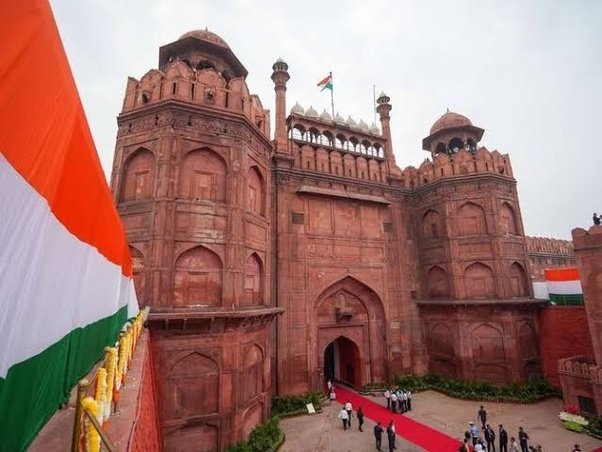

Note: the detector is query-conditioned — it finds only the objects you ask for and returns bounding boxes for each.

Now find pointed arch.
[429,322,455,357]
[178,148,227,201]
[426,265,449,298]
[119,148,155,202]
[509,262,528,297]
[247,166,265,216]
[129,245,145,303]
[174,246,222,307]
[500,202,519,235]
[464,262,495,298]
[471,323,505,361]
[242,252,264,306]
[242,345,264,401]
[422,209,441,238]
[167,352,219,417]
[457,201,487,236]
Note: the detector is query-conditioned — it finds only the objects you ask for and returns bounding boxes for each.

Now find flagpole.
[330,72,335,119]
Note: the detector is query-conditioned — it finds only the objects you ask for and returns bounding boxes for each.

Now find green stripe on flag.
[321,81,333,91]
[0,306,127,452]
[549,293,584,306]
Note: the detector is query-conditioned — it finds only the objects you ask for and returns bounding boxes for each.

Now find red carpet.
[334,385,462,451]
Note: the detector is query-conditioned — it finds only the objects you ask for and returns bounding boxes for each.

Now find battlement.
[526,236,574,256]
[398,146,513,189]
[121,59,270,137]
[572,225,602,250]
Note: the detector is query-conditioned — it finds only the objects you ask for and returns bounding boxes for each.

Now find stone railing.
[558,356,596,379]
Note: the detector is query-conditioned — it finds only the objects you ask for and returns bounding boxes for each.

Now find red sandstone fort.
[105,30,602,450]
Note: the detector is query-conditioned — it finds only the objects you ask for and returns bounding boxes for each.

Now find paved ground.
[280,390,602,451]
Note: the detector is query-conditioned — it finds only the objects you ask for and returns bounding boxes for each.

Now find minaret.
[376,91,401,177]
[271,58,290,156]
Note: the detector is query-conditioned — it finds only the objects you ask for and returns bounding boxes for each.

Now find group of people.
[594,212,601,226]
[337,400,365,432]
[383,387,413,413]
[458,405,538,452]
[336,399,398,451]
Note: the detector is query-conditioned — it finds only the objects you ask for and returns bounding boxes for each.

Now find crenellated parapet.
[121,34,270,138]
[526,236,574,256]
[399,147,513,189]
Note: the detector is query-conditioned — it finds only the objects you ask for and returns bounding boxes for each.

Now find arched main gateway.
[313,277,387,388]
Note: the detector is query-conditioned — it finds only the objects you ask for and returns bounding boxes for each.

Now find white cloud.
[50,0,602,239]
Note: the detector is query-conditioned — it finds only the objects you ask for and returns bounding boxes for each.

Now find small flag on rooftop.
[317,73,333,91]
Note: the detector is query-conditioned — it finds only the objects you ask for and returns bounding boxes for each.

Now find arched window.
[178,149,227,201]
[243,253,263,306]
[448,137,464,154]
[457,202,487,236]
[464,262,495,298]
[427,266,449,298]
[509,262,528,297]
[435,142,446,155]
[247,167,265,216]
[119,148,155,202]
[500,202,518,235]
[422,209,441,238]
[174,246,222,307]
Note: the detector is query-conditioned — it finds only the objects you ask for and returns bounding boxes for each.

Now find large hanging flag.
[317,72,333,91]
[545,267,584,306]
[0,1,138,450]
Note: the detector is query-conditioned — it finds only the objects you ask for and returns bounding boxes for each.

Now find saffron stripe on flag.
[544,267,580,282]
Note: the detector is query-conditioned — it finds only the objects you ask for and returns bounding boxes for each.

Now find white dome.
[306,106,318,118]
[359,119,369,132]
[319,109,332,121]
[334,112,345,124]
[346,116,358,128]
[290,102,305,115]
[369,123,380,135]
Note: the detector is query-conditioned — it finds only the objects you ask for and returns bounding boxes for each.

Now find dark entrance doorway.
[323,336,361,387]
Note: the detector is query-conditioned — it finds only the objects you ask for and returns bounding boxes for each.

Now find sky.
[50,0,602,240]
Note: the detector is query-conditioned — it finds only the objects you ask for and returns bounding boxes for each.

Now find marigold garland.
[105,348,117,421]
[82,397,101,452]
[94,367,107,427]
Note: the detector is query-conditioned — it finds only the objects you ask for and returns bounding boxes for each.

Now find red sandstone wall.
[129,336,162,452]
[538,306,594,387]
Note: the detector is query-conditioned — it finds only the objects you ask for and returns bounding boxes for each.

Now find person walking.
[384,388,391,410]
[478,405,487,430]
[386,420,396,451]
[572,444,581,452]
[509,437,519,452]
[338,407,349,430]
[518,426,529,452]
[390,390,398,413]
[407,389,412,411]
[374,421,384,450]
[485,423,496,452]
[469,422,479,446]
[357,406,364,432]
[344,400,353,427]
[499,424,508,452]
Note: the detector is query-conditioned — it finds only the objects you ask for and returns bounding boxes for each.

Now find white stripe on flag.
[546,280,582,295]
[0,154,135,378]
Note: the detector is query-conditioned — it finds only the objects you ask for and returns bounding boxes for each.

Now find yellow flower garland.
[95,367,107,427]
[81,397,101,452]
[105,347,117,421]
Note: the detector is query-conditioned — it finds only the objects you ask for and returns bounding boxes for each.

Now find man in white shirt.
[384,389,391,410]
[338,408,349,430]
[344,400,353,427]
[400,390,408,413]
[390,391,398,413]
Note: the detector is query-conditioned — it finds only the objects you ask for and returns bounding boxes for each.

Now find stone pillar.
[271,59,290,155]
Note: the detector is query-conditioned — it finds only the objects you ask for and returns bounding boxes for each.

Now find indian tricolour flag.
[0,1,138,450]
[545,267,584,306]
